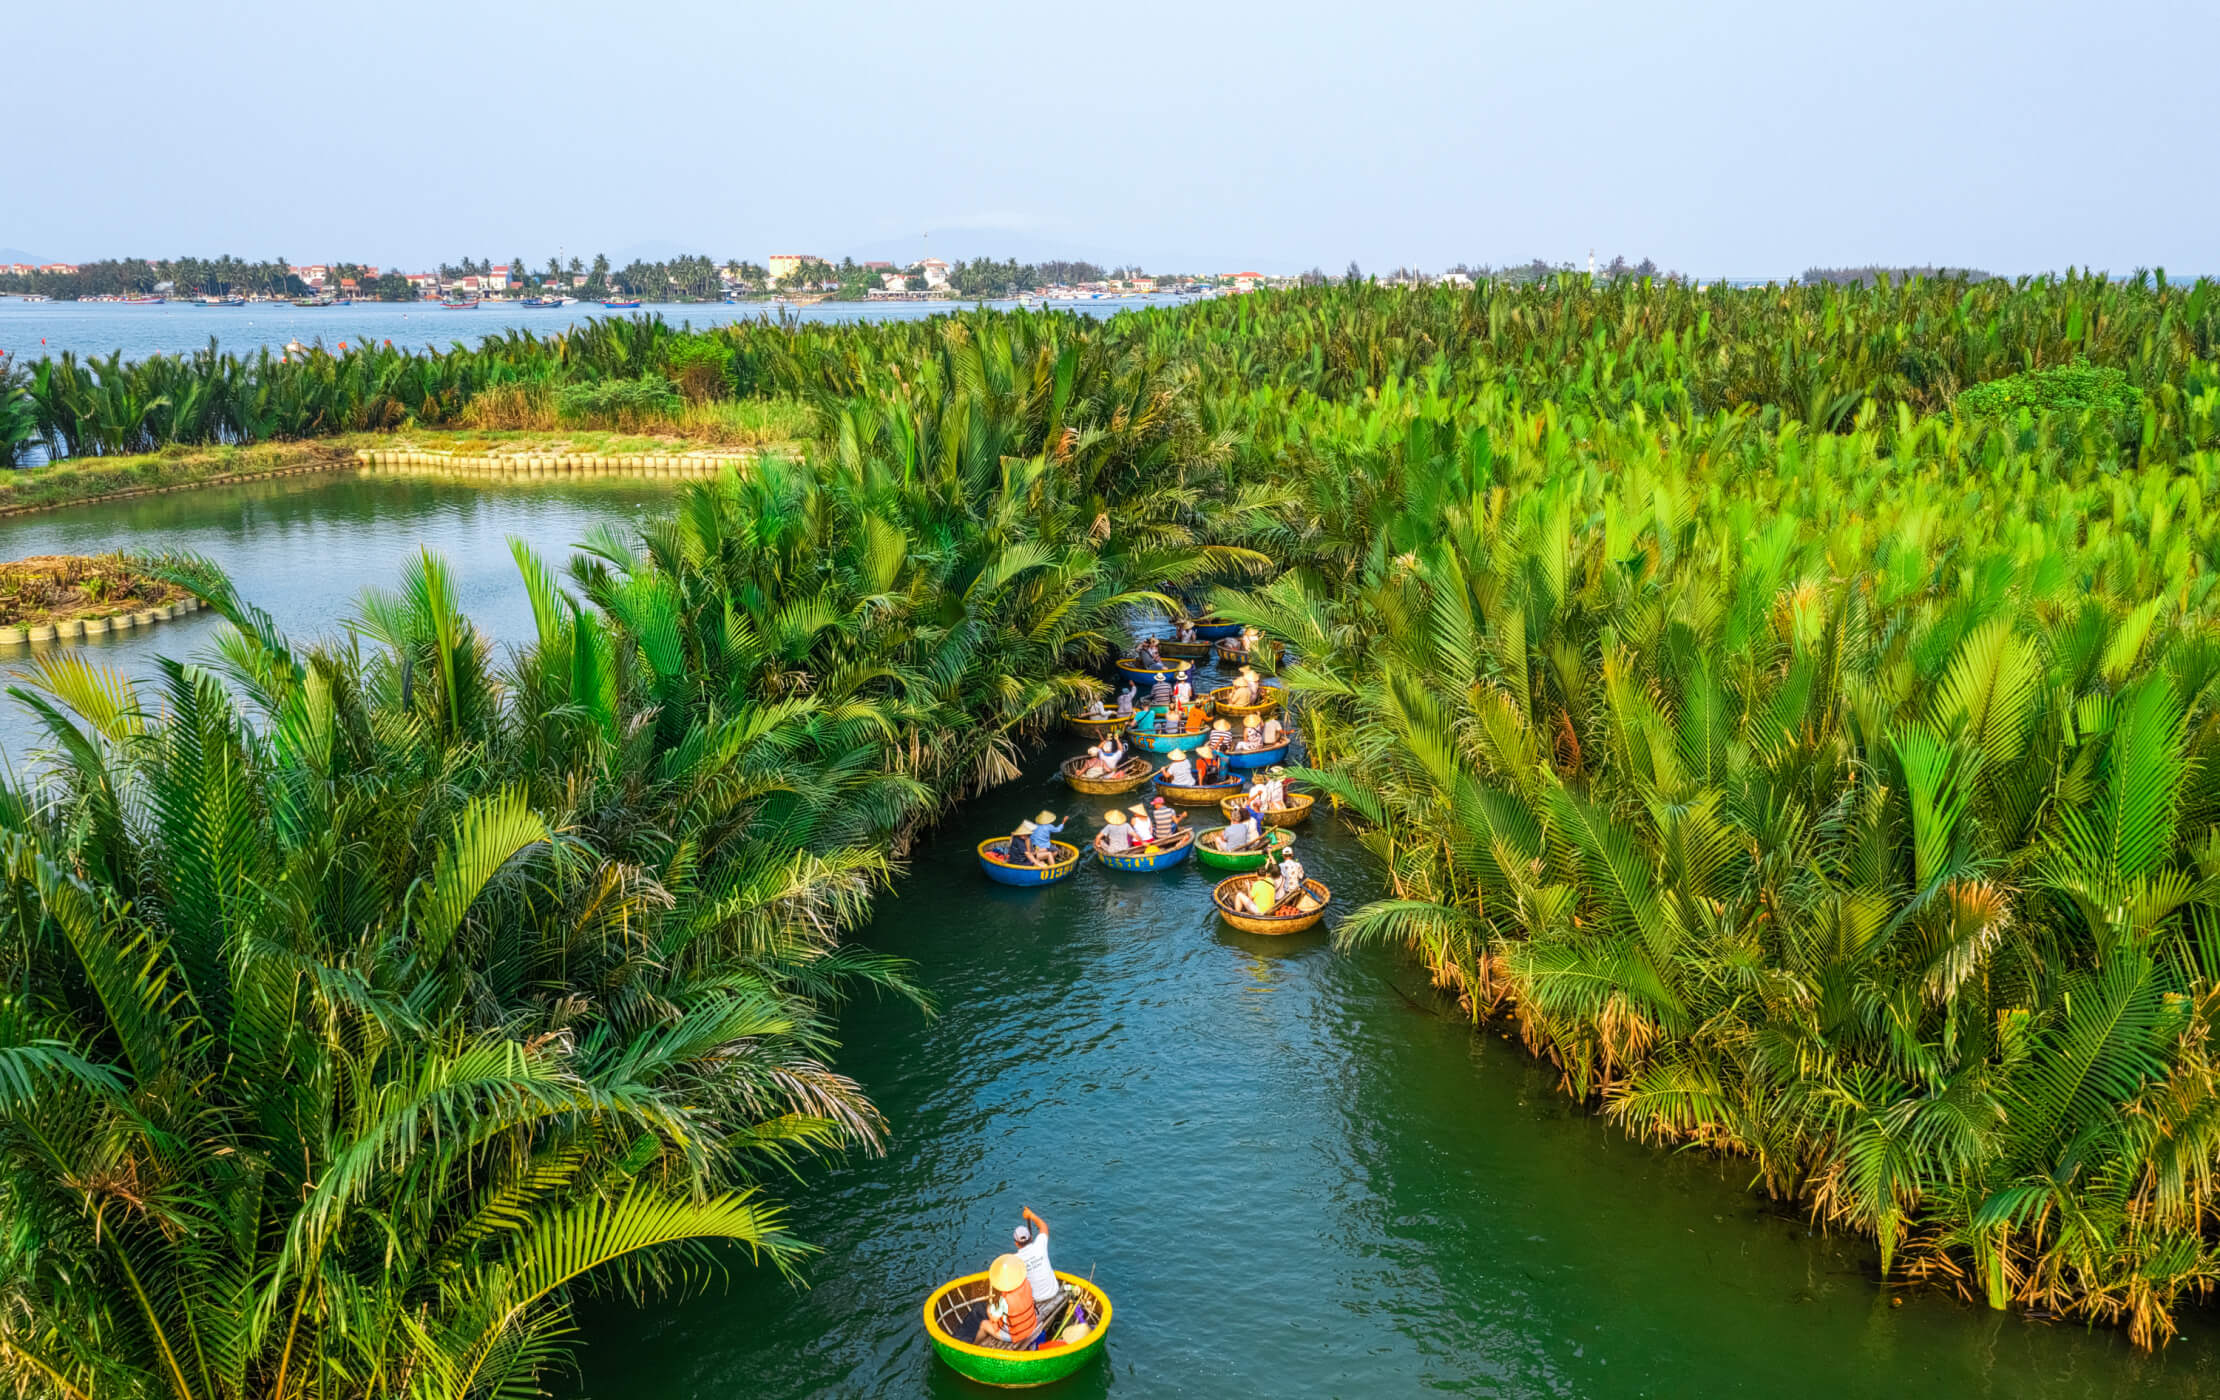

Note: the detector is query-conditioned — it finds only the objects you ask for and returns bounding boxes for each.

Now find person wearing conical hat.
[1099,808,1134,856]
[1127,802,1154,846]
[1080,742,1108,778]
[1209,711,1234,748]
[1230,667,1260,707]
[1003,818,1037,866]
[1161,747,1195,787]
[1237,713,1264,752]
[975,1253,1040,1345]
[1026,810,1067,862]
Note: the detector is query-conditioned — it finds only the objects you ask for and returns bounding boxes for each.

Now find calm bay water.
[0,469,675,764]
[0,295,1180,365]
[2,483,2216,1395]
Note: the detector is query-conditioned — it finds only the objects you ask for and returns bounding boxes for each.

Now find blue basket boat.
[1092,829,1195,872]
[1223,742,1292,770]
[1129,722,1211,754]
[977,838,1082,886]
[1186,618,1242,640]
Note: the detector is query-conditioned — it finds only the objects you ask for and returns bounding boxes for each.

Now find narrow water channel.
[569,741,2220,1398]
[0,469,675,762]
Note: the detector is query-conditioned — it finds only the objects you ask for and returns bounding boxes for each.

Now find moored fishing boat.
[1061,754,1155,794]
[1207,683,1282,717]
[1193,825,1293,871]
[976,837,1081,886]
[1223,740,1291,770]
[1113,657,1190,685]
[440,298,480,309]
[1219,791,1315,827]
[601,298,642,308]
[1154,773,1243,805]
[1094,826,1195,872]
[1213,875,1332,935]
[924,1272,1112,1387]
[1067,711,1130,739]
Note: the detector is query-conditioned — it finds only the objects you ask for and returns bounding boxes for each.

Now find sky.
[12,0,2216,278]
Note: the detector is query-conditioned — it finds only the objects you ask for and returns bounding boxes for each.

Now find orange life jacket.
[1001,1279,1040,1342]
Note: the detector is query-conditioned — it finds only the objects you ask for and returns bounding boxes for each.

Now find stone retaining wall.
[353,448,744,477]
[0,597,208,646]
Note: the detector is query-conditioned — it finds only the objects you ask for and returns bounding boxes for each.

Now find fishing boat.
[1213,875,1332,935]
[924,1271,1111,1388]
[1157,639,1215,660]
[1060,754,1155,795]
[976,837,1081,886]
[1154,773,1245,806]
[1113,657,1191,685]
[1223,741,1291,770]
[1194,825,1294,871]
[1093,826,1195,872]
[1218,791,1315,827]
[601,298,642,308]
[1207,683,1282,717]
[1184,617,1242,640]
[1067,711,1130,739]
[294,297,331,307]
[440,298,480,309]
[123,294,165,305]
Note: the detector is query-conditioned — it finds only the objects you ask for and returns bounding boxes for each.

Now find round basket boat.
[1223,741,1291,771]
[1219,792,1316,827]
[1093,827,1195,872]
[1158,639,1214,660]
[1214,640,1286,668]
[1207,684,1282,717]
[1129,723,1211,754]
[1067,712,1130,740]
[977,838,1082,886]
[924,1271,1112,1388]
[1061,754,1155,794]
[1193,825,1294,871]
[1213,875,1332,936]
[1185,617,1242,640]
[1155,774,1245,806]
[1114,657,1191,685]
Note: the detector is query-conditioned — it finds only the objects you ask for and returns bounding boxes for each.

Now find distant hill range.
[0,248,52,266]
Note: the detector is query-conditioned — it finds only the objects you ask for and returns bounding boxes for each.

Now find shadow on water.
[569,744,2220,1399]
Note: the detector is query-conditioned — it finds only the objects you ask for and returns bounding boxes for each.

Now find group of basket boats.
[933,620,1327,1387]
[975,617,1331,939]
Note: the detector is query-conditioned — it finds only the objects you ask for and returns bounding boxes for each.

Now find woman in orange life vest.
[974,1253,1041,1344]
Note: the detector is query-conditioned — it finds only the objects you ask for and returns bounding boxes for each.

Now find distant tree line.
[1801,264,1999,286]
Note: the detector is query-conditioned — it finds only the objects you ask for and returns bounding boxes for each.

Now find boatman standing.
[1014,1207,1060,1306]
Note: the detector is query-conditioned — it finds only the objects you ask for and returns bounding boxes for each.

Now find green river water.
[4,472,2218,1396]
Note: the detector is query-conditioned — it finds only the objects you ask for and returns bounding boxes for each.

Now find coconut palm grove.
[6,272,2220,1397]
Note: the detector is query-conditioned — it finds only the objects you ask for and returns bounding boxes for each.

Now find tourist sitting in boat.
[1126,803,1156,846]
[1171,674,1194,708]
[1186,698,1210,734]
[1235,714,1266,752]
[1193,739,1224,786]
[1149,674,1174,709]
[1175,618,1197,643]
[1232,877,1275,915]
[1240,625,1262,654]
[1136,636,1162,667]
[1014,1207,1060,1306]
[1229,668,1261,707]
[1099,809,1134,855]
[1100,736,1128,772]
[1080,744,1110,778]
[1210,714,1235,748]
[1027,811,1068,860]
[1260,713,1285,747]
[1221,804,1263,852]
[1161,748,1196,787]
[1002,820,1037,866]
[1082,694,1108,721]
[975,1254,1040,1346]
[1148,796,1182,846]
[1115,682,1138,718]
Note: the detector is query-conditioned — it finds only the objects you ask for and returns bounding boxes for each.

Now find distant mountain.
[835,228,1265,274]
[0,248,51,266]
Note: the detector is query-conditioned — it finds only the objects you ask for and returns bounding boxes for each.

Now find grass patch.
[0,440,352,513]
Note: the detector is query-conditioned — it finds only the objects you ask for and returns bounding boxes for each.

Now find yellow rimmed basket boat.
[1207,684,1282,717]
[1154,773,1245,806]
[1218,791,1315,827]
[1158,639,1214,660]
[1213,875,1332,936]
[1067,711,1130,740]
[924,1271,1113,1388]
[1214,638,1285,667]
[1060,754,1155,795]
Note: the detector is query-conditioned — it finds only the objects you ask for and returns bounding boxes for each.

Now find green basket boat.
[924,1271,1113,1387]
[1193,825,1294,871]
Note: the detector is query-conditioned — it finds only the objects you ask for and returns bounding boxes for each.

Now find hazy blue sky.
[13,0,2214,277]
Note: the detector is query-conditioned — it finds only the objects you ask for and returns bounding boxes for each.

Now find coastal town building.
[919,258,952,289]
[38,264,80,275]
[488,265,511,290]
[4,264,32,276]
[766,254,818,284]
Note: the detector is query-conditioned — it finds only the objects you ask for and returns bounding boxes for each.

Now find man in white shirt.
[1013,1207,1060,1305]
